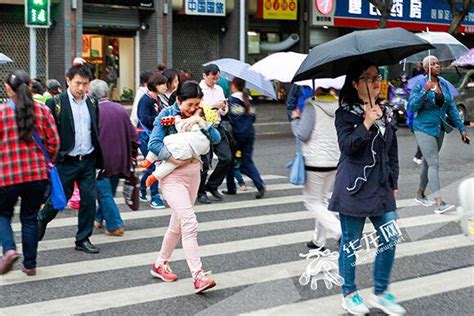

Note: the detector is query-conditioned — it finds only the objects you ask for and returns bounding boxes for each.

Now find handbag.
[7,100,67,211]
[287,138,306,185]
[123,161,140,211]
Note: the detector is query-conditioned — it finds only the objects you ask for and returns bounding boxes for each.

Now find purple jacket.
[98,99,138,178]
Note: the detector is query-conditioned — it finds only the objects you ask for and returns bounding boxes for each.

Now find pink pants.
[156,161,202,277]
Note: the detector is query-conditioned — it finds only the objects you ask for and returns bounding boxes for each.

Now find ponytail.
[231,77,250,115]
[5,71,36,142]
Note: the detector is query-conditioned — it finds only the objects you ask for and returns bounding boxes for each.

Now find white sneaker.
[369,292,406,315]
[341,292,370,315]
[434,202,455,214]
[412,157,423,165]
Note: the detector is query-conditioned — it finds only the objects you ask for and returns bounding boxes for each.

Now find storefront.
[81,0,154,100]
[247,0,302,64]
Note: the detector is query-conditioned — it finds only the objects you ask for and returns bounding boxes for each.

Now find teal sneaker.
[369,292,406,315]
[150,195,165,209]
[342,292,370,315]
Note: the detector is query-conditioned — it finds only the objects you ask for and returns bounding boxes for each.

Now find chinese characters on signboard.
[185,0,225,17]
[25,0,50,27]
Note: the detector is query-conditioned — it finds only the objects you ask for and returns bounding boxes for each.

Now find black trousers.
[38,156,97,242]
[199,125,232,194]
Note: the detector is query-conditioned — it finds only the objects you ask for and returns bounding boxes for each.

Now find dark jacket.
[45,92,103,169]
[137,93,160,132]
[228,93,256,136]
[328,103,399,218]
[98,99,138,178]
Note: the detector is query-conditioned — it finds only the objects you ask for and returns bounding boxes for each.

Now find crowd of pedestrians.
[0,53,470,308]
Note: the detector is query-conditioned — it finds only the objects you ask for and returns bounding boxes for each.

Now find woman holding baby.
[147,80,221,293]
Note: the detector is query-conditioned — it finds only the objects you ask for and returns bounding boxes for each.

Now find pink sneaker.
[150,261,178,282]
[0,250,19,275]
[22,267,37,276]
[193,270,216,294]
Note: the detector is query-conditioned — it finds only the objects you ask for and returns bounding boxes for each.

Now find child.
[139,106,218,185]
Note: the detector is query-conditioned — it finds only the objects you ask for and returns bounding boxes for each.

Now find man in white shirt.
[197,64,232,204]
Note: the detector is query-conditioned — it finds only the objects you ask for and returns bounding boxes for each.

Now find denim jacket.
[408,76,465,137]
[148,102,221,161]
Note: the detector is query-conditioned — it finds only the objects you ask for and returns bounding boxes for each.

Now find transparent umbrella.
[0,53,13,64]
[404,32,468,63]
[204,58,277,99]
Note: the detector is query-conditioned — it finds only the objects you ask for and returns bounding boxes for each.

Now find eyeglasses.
[359,74,382,84]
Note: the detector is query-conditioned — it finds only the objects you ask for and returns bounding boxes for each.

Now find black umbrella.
[292,27,434,82]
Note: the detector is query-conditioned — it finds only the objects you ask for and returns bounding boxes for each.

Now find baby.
[139,106,218,186]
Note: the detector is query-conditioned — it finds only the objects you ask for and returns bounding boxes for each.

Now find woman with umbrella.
[328,60,405,315]
[408,55,470,214]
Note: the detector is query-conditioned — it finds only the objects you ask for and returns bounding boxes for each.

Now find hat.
[203,64,220,74]
[46,79,62,93]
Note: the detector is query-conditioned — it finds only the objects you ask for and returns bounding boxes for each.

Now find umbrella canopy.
[407,74,460,98]
[204,58,277,99]
[295,76,346,90]
[292,27,433,82]
[249,52,307,83]
[404,32,468,63]
[0,53,13,64]
[451,48,474,69]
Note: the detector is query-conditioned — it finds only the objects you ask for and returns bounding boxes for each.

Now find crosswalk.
[1,173,472,315]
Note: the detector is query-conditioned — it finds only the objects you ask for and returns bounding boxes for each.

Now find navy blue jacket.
[228,94,256,136]
[328,104,399,218]
[137,93,160,132]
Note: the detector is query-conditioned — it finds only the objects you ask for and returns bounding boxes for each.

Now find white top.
[67,88,94,156]
[130,86,147,127]
[199,80,228,120]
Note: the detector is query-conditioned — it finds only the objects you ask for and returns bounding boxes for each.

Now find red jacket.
[0,100,60,187]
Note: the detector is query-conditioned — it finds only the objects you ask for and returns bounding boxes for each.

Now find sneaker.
[412,157,423,165]
[150,195,165,209]
[305,240,327,251]
[256,187,265,199]
[434,202,455,214]
[0,250,19,275]
[197,193,211,204]
[105,227,125,237]
[22,267,37,276]
[415,195,434,207]
[369,292,406,315]
[194,270,216,294]
[341,292,370,315]
[139,192,148,202]
[239,184,248,191]
[150,261,178,282]
[94,220,103,229]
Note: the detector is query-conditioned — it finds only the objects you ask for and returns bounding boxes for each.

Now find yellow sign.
[261,0,298,20]
[380,80,389,100]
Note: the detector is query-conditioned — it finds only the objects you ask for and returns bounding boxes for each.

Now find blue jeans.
[234,159,245,186]
[138,131,158,197]
[96,176,124,231]
[338,211,399,296]
[0,180,48,269]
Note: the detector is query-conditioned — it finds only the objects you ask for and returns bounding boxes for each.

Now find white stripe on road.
[1,231,312,286]
[243,266,474,316]
[2,233,470,315]
[11,194,305,232]
[113,182,302,205]
[9,210,458,261]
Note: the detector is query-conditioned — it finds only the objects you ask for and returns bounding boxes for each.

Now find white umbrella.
[0,53,13,64]
[405,31,468,63]
[204,58,277,99]
[249,52,307,83]
[295,76,346,90]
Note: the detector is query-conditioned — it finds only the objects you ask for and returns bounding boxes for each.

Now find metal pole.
[30,27,37,79]
[239,0,245,62]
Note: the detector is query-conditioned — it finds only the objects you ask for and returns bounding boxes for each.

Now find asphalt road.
[1,121,473,315]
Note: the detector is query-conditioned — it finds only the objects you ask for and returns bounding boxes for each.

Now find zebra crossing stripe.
[11,195,306,232]
[1,233,470,315]
[244,265,474,315]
